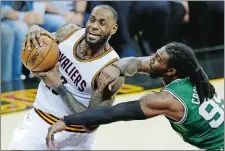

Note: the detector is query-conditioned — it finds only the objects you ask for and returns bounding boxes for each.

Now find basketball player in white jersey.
[8,5,124,150]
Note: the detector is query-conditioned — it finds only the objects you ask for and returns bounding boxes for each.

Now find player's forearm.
[55,84,87,114]
[63,100,147,126]
[112,57,142,76]
[88,91,115,109]
[88,76,124,109]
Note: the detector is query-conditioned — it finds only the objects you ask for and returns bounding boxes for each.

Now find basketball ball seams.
[25,45,36,66]
[34,48,59,72]
[30,40,54,71]
[21,35,59,72]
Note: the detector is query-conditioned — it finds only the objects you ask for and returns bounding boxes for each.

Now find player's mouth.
[87,32,100,40]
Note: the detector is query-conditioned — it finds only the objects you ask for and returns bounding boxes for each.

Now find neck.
[162,76,179,85]
[86,41,110,57]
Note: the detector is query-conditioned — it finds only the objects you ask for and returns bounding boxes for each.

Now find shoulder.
[55,24,82,43]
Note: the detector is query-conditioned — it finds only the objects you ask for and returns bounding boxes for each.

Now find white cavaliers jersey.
[34,28,120,118]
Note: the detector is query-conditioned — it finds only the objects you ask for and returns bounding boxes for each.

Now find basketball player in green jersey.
[46,42,224,150]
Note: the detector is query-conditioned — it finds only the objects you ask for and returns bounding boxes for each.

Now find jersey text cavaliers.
[59,51,86,92]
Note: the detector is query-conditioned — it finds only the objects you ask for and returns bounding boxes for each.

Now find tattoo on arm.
[55,24,80,43]
[113,57,152,76]
[55,75,124,115]
[55,84,87,114]
[113,57,142,76]
[88,76,125,109]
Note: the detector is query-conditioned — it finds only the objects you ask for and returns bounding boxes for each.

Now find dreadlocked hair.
[165,42,215,104]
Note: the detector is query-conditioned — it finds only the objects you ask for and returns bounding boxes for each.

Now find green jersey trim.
[164,88,188,124]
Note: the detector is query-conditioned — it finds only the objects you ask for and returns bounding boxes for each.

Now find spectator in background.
[103,2,136,57]
[1,23,14,82]
[45,1,89,27]
[1,1,66,80]
[129,1,171,54]
[1,3,33,81]
[167,1,189,43]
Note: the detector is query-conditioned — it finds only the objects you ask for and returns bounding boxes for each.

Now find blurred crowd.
[1,1,224,82]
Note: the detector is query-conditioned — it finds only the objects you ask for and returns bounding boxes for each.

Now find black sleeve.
[63,100,147,126]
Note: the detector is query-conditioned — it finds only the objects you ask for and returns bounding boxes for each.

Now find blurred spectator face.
[85,6,118,45]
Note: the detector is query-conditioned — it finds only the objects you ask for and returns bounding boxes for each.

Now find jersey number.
[46,76,67,95]
[199,96,224,128]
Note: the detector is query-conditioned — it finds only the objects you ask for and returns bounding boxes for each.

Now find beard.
[148,70,166,79]
[84,31,110,46]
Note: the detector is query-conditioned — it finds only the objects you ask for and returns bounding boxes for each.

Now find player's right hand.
[22,25,51,51]
[98,65,121,91]
[46,120,66,148]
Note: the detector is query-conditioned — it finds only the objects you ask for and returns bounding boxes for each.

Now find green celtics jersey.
[163,78,224,150]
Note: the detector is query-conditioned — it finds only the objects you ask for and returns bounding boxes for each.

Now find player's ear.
[166,68,177,76]
[110,24,118,35]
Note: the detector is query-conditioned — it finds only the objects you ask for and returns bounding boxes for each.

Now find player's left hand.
[98,65,120,91]
[32,62,62,89]
[46,120,66,148]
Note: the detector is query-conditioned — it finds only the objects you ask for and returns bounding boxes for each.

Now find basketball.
[21,34,59,72]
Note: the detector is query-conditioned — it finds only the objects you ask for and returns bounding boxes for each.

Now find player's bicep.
[140,91,173,118]
[55,24,81,43]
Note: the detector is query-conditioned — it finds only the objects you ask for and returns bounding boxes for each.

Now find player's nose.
[90,22,99,31]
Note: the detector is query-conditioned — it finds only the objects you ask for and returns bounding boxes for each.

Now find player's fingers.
[31,31,39,48]
[98,72,104,82]
[99,72,108,85]
[108,80,116,91]
[46,129,51,148]
[27,34,32,51]
[33,72,47,78]
[22,41,26,51]
[36,31,43,47]
[52,137,59,148]
[98,73,107,91]
[46,127,54,148]
[99,77,112,91]
[55,62,60,71]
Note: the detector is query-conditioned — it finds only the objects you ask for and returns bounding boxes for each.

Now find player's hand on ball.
[32,62,62,89]
[46,120,66,148]
[23,25,52,51]
[98,65,121,91]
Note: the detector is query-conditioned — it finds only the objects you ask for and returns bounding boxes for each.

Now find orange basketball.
[21,34,59,72]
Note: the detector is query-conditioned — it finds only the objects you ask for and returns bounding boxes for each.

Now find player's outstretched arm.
[45,90,184,146]
[113,56,152,76]
[98,56,152,91]
[62,90,184,126]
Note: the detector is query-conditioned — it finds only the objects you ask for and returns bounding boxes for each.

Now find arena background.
[1,1,224,150]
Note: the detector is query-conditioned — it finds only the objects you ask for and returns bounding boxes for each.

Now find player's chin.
[86,37,101,44]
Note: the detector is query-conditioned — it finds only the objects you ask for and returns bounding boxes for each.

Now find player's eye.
[90,18,95,22]
[156,54,161,61]
[100,21,106,26]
